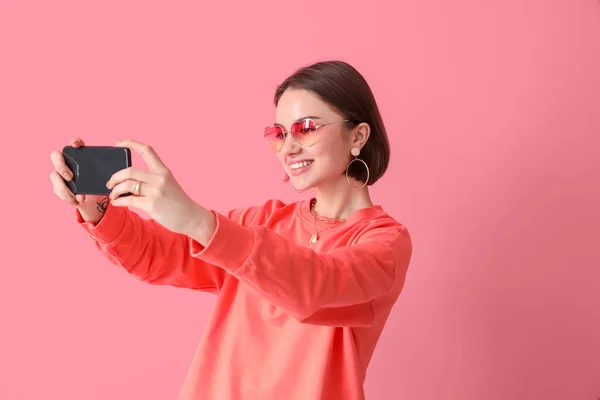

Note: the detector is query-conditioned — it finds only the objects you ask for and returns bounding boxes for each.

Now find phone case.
[62,146,132,195]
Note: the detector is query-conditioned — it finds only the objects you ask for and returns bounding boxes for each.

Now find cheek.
[313,150,347,173]
[313,140,348,167]
[276,153,286,165]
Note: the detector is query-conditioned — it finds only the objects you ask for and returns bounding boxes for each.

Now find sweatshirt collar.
[299,198,385,226]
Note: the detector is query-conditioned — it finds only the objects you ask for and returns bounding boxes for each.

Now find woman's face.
[268,89,359,191]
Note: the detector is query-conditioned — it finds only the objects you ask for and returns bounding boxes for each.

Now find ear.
[350,122,371,151]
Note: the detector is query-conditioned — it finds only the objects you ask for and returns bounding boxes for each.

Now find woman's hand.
[107,140,216,240]
[50,138,109,224]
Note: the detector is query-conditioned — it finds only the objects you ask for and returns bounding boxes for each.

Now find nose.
[279,131,300,155]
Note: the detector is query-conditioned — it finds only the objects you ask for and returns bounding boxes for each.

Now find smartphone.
[62,145,132,195]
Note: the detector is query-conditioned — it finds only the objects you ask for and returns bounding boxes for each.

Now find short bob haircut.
[275,60,390,186]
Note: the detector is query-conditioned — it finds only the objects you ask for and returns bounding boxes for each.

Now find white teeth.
[290,160,313,169]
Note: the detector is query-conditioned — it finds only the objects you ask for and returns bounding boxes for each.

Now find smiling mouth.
[289,160,314,170]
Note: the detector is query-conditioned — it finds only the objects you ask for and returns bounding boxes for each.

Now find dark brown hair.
[274,60,390,185]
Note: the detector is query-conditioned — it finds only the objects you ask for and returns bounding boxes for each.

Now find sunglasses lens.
[291,119,317,147]
[264,126,285,151]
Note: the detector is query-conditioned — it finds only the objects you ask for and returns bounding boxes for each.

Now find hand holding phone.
[50,138,129,224]
[62,145,132,195]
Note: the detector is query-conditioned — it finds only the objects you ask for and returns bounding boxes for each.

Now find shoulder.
[350,207,412,263]
[225,198,299,226]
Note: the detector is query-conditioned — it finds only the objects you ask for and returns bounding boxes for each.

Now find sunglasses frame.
[264,118,351,152]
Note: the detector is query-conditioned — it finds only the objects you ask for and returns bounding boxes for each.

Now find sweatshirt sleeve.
[78,203,260,294]
[190,211,412,325]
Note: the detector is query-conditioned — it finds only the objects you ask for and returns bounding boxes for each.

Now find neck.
[312,176,373,220]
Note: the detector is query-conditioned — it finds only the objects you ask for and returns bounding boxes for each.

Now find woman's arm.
[100,139,412,322]
[189,211,412,325]
[77,196,110,225]
[80,203,259,293]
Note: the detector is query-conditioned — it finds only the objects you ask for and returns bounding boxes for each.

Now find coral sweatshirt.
[77,198,412,400]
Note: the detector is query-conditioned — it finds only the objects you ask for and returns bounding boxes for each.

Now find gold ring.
[132,180,141,196]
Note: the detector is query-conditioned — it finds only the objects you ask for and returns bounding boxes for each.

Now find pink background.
[1,0,599,399]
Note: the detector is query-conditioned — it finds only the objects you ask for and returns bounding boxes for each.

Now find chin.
[291,180,311,192]
[290,176,316,192]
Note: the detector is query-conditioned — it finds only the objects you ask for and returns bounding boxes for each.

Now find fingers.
[71,137,85,148]
[50,151,74,180]
[110,193,147,209]
[50,138,86,205]
[109,179,153,200]
[115,140,167,172]
[50,170,78,205]
[108,180,134,200]
[106,167,154,190]
[51,138,86,179]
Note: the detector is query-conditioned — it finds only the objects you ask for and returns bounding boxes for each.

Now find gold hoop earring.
[345,147,369,189]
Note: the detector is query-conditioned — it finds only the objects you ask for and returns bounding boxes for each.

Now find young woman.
[50,60,413,400]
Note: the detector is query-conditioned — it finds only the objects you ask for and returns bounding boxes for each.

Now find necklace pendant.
[310,233,319,244]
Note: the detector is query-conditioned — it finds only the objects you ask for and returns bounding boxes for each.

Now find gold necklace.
[309,198,346,244]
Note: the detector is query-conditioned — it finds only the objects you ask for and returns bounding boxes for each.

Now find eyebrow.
[274,115,322,128]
